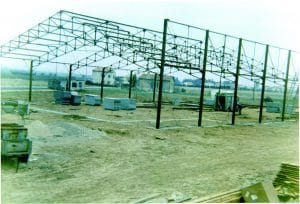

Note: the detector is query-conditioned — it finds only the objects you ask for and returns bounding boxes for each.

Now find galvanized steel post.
[100,67,105,101]
[281,50,291,121]
[67,64,72,91]
[153,73,157,102]
[232,38,242,125]
[259,45,269,123]
[28,60,33,102]
[198,30,209,127]
[156,19,169,129]
[129,70,133,99]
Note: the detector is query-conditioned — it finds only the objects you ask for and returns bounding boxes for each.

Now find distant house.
[183,81,194,87]
[182,78,201,87]
[92,67,116,86]
[48,79,85,91]
[70,80,85,91]
[137,74,174,93]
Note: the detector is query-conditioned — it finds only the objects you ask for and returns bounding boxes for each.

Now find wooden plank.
[189,189,242,203]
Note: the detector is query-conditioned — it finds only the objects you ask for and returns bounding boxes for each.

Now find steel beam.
[128,70,133,98]
[281,50,291,121]
[28,60,33,102]
[153,73,157,102]
[67,64,72,91]
[231,38,242,125]
[198,30,209,127]
[100,67,106,101]
[156,19,169,129]
[259,45,269,123]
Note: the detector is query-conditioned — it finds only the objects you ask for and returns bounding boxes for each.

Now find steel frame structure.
[0,10,298,129]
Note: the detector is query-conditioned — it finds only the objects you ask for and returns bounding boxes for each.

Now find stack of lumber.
[273,163,299,201]
[189,189,243,203]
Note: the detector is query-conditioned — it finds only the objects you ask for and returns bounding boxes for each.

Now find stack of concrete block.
[70,92,81,105]
[103,98,136,110]
[266,102,295,114]
[266,102,281,113]
[54,90,72,104]
[85,94,101,106]
[1,123,32,163]
[54,91,81,105]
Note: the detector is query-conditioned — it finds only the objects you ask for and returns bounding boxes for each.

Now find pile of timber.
[273,163,299,201]
[189,189,243,203]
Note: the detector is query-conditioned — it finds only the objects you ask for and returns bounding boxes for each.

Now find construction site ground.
[1,89,299,203]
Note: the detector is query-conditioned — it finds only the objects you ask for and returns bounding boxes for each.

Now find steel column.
[281,50,291,121]
[218,35,227,94]
[198,30,209,127]
[153,73,157,102]
[100,68,106,101]
[231,38,243,125]
[259,45,269,123]
[28,60,33,102]
[67,64,72,91]
[156,19,169,129]
[128,70,133,98]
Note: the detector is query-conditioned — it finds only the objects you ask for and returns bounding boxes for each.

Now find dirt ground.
[1,91,299,203]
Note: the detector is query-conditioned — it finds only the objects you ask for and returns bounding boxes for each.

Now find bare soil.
[1,91,299,203]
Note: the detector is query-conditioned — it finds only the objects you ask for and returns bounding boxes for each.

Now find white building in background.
[92,67,116,86]
[137,74,174,93]
[71,80,85,91]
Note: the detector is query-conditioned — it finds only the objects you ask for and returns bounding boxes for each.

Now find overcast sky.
[0,0,299,50]
[0,0,299,76]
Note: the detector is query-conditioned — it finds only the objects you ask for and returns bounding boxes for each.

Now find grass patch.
[63,114,88,120]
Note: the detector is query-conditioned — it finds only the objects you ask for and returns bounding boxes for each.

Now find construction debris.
[155,136,166,140]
